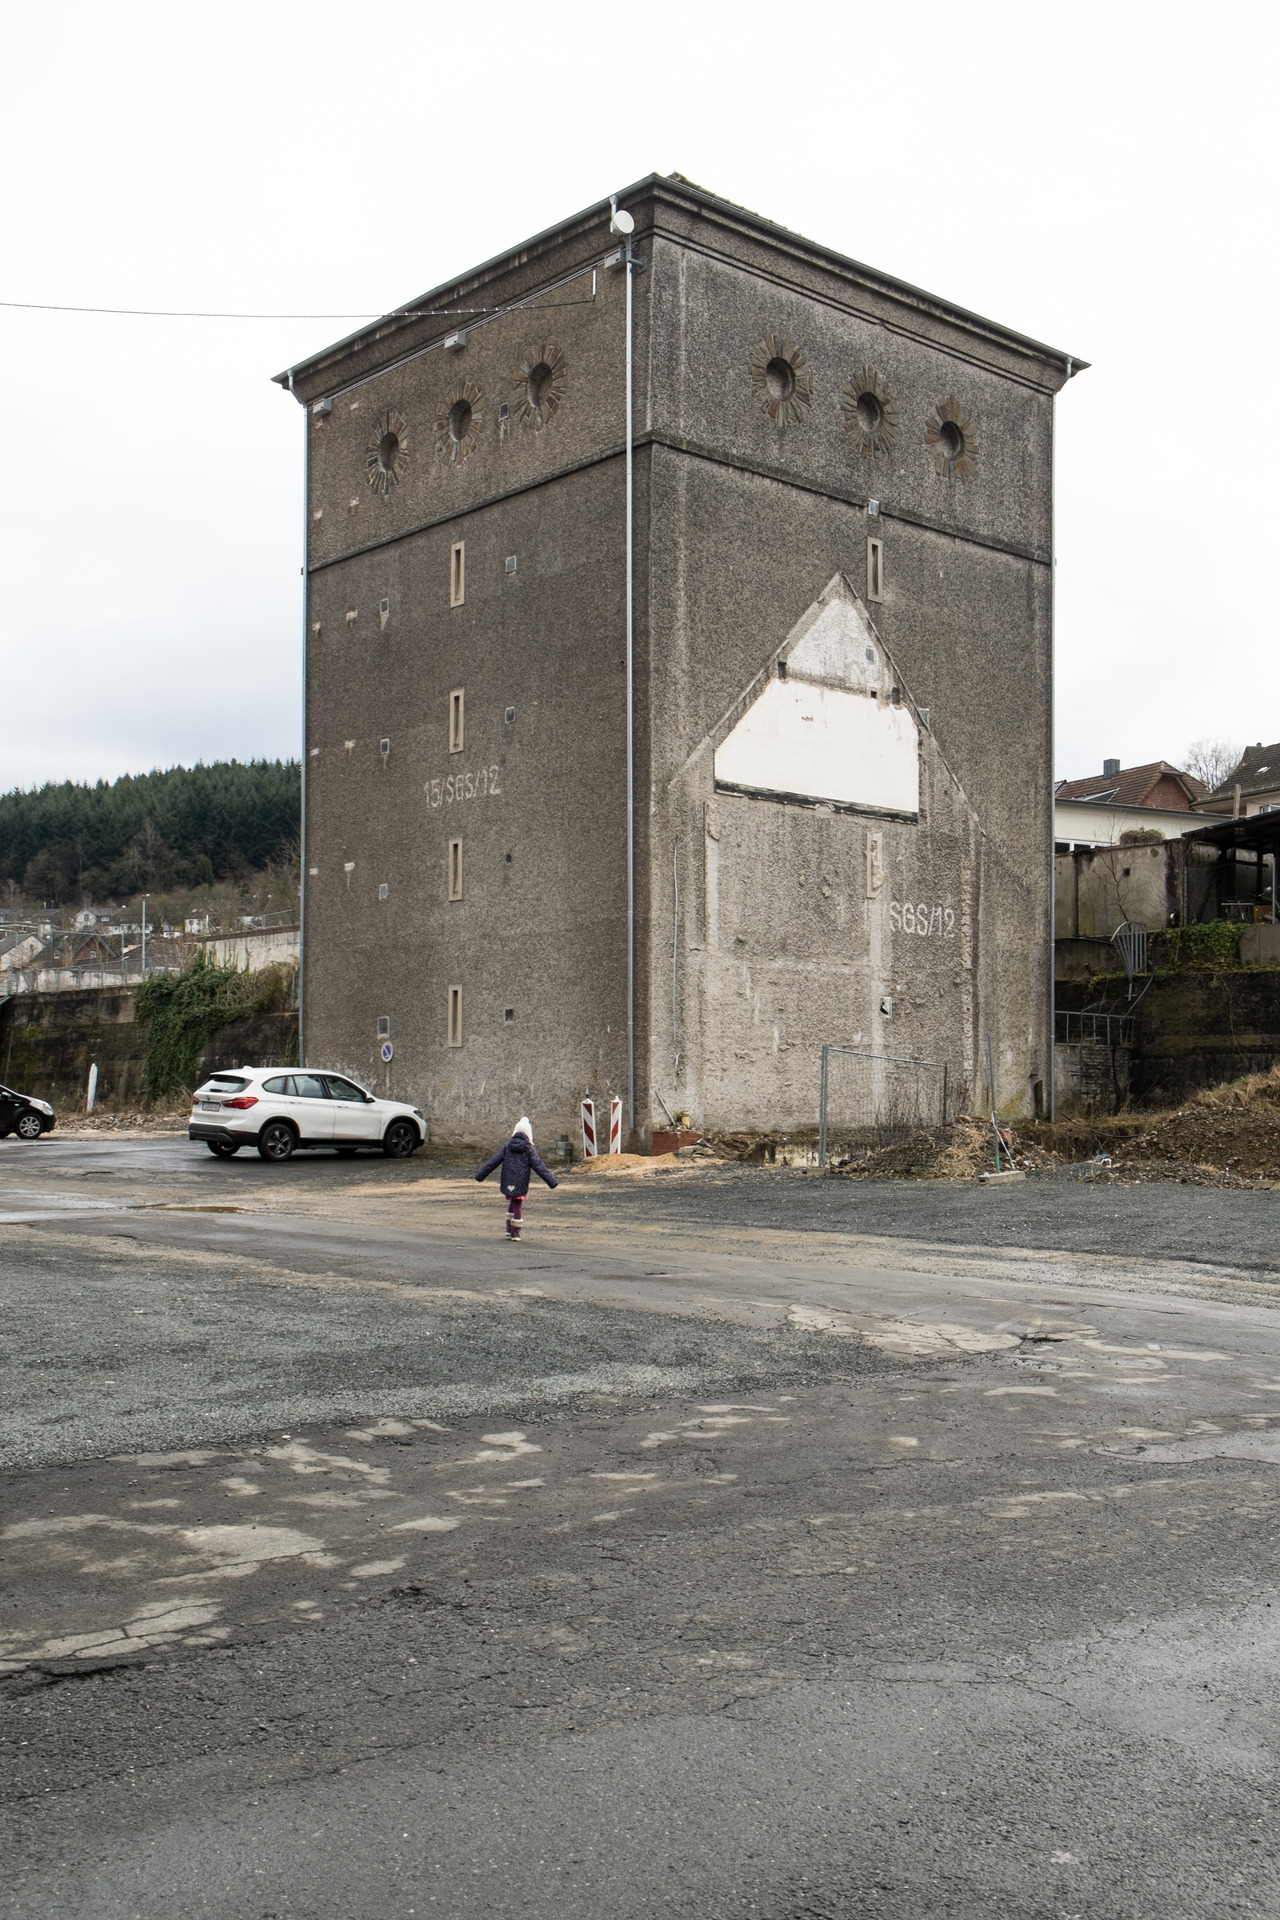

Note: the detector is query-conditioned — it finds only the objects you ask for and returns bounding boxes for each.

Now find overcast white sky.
[2,0,1274,793]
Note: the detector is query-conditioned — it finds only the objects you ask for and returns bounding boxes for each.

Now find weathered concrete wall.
[1055,937,1118,982]
[0,990,298,1112]
[1,967,134,997]
[1239,925,1280,965]
[1055,839,1172,938]
[1056,838,1265,939]
[207,928,300,972]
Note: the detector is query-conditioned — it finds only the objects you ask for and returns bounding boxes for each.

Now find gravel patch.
[0,1229,896,1471]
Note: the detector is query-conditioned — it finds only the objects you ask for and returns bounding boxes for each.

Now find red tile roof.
[1056,762,1205,809]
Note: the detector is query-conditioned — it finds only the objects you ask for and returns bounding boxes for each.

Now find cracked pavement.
[3,1135,1280,1915]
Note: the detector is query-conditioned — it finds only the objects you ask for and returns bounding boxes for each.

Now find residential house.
[1192,743,1280,820]
[1055,759,1205,850]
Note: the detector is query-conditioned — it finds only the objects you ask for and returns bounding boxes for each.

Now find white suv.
[189,1067,426,1161]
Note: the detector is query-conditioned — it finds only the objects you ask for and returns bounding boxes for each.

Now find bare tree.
[1183,738,1243,793]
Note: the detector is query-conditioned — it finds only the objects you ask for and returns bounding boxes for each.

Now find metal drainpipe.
[289,369,309,1066]
[1047,358,1072,1119]
[624,226,636,1135]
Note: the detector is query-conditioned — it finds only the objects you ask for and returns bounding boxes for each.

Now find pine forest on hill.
[0,761,301,908]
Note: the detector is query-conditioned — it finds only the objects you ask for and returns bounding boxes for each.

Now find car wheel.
[207,1141,240,1157]
[257,1120,297,1162]
[16,1113,44,1142]
[382,1119,419,1158]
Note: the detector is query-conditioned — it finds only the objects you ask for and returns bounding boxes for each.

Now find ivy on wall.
[135,953,298,1098]
[1156,921,1246,971]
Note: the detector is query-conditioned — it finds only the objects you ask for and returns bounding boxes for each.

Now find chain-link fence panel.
[818,1047,952,1166]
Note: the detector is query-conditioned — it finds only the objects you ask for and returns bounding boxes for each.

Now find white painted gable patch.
[714,577,919,816]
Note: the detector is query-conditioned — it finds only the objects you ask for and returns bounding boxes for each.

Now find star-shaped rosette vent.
[366,410,409,496]
[513,344,566,429]
[749,334,812,430]
[925,396,979,482]
[840,367,900,458]
[435,382,484,465]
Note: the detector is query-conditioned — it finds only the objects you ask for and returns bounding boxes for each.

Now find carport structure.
[1180,811,1280,923]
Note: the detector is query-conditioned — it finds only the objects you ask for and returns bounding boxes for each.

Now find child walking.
[475,1116,558,1239]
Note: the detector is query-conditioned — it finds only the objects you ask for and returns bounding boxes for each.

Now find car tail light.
[221,1096,259,1110]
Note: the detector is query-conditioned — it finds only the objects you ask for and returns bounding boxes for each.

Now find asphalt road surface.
[3,1134,1280,1916]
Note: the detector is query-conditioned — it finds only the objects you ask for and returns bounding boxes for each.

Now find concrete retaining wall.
[1056,969,1280,1108]
[0,989,298,1113]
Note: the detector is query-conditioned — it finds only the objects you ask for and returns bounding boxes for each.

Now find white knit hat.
[513,1116,533,1141]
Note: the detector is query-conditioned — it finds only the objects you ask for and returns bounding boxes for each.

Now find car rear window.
[261,1076,290,1094]
[198,1077,249,1094]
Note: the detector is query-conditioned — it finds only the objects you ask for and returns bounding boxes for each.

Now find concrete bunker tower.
[277,175,1081,1141]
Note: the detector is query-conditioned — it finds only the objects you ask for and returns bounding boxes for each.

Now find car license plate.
[201,1102,221,1113]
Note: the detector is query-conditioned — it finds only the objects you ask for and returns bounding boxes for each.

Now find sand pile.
[571,1152,683,1175]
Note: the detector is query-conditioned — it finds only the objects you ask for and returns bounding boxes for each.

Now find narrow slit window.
[447,985,463,1048]
[449,540,465,607]
[448,688,464,754]
[867,537,884,602]
[448,838,463,901]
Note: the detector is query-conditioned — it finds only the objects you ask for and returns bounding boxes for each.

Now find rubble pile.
[834,1065,1280,1185]
[56,1108,189,1135]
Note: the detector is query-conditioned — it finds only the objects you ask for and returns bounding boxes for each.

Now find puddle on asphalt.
[134,1205,245,1215]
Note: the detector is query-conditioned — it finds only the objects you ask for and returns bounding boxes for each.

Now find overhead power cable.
[0,301,384,319]
[0,293,596,321]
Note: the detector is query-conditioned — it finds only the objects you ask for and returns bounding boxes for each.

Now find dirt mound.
[1096,1063,1280,1184]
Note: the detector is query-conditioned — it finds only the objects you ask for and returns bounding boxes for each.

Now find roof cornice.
[274,172,1086,400]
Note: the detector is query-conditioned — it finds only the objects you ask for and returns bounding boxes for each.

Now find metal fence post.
[818,1044,829,1170]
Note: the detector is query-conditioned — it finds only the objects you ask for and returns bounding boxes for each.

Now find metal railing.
[818,1045,951,1169]
[1054,1010,1136,1048]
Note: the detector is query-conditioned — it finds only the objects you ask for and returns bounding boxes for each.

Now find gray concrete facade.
[277,176,1080,1140]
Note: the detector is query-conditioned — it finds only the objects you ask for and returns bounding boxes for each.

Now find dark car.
[0,1084,56,1141]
